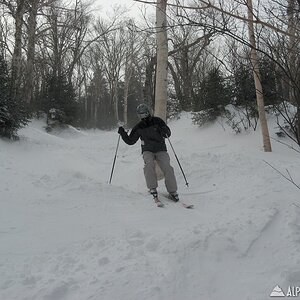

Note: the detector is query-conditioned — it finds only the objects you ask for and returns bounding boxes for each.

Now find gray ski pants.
[142,151,177,194]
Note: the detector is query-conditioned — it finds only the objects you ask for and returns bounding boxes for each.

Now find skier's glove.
[118,126,125,135]
[160,129,170,138]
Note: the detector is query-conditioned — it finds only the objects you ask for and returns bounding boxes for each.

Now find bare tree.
[6,0,26,101]
[89,10,127,124]
[24,0,52,104]
[123,20,142,126]
[168,22,214,110]
[101,26,126,123]
[0,5,14,57]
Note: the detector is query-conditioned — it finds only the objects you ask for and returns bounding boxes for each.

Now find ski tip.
[182,204,194,209]
[154,197,164,207]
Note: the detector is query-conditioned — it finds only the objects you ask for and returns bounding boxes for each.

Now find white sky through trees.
[92,0,147,18]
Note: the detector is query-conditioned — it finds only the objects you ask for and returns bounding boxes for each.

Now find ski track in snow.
[1,114,300,300]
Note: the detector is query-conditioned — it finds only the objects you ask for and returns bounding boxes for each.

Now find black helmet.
[136,104,150,119]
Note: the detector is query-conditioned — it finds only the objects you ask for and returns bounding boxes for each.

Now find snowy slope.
[0,114,300,300]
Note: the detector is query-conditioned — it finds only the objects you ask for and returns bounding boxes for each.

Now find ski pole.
[167,137,189,187]
[109,134,121,184]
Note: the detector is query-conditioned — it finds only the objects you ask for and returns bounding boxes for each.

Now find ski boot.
[169,193,179,202]
[150,189,163,207]
[149,188,158,198]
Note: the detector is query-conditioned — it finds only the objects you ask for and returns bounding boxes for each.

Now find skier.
[118,104,179,202]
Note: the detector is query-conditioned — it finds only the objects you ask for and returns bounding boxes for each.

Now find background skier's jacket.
[120,116,171,153]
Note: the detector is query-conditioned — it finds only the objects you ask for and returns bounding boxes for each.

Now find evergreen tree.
[232,64,256,107]
[192,67,231,125]
[231,57,281,131]
[0,54,29,139]
[223,63,259,132]
[193,67,231,111]
[41,73,77,126]
[260,56,282,106]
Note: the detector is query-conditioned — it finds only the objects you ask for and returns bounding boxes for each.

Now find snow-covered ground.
[1,113,300,300]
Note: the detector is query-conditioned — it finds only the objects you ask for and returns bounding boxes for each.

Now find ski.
[162,194,194,209]
[149,192,193,209]
[180,202,194,209]
[153,196,164,207]
[149,190,164,208]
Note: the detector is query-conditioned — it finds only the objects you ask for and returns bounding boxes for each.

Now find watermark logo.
[270,285,300,297]
[270,285,285,297]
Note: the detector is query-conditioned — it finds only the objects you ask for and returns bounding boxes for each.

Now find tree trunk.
[287,0,300,143]
[297,105,300,144]
[10,0,26,101]
[144,55,156,107]
[113,79,119,123]
[168,62,183,104]
[247,0,272,152]
[155,0,168,121]
[94,101,98,129]
[123,60,133,126]
[25,0,39,104]
[82,73,88,125]
[181,48,193,110]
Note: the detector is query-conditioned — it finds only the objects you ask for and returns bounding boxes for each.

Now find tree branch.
[270,136,300,154]
[263,160,300,190]
[134,0,300,39]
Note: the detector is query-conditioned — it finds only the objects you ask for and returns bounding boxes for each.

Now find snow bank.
[0,114,299,300]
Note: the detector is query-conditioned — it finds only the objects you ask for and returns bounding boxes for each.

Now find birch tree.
[247,0,272,152]
[155,0,168,121]
[287,0,300,143]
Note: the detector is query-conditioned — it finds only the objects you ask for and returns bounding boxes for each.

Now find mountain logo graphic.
[270,285,285,297]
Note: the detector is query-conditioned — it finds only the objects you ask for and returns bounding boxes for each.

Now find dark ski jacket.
[120,116,171,153]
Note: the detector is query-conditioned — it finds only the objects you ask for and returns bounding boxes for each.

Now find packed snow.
[1,113,300,300]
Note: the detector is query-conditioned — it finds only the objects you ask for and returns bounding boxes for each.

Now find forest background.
[0,0,299,148]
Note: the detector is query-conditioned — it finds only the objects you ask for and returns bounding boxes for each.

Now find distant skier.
[118,104,179,202]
